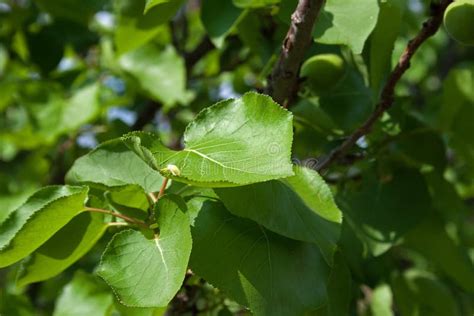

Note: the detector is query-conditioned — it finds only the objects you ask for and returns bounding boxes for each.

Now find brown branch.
[265,0,325,106]
[316,0,453,172]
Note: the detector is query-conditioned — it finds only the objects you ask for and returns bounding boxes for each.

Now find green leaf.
[313,251,351,316]
[215,166,341,264]
[233,0,279,8]
[369,0,404,94]
[189,199,330,316]
[97,195,192,307]
[60,84,101,133]
[66,138,165,192]
[439,64,474,131]
[144,0,180,14]
[0,185,88,268]
[313,0,380,54]
[17,212,108,286]
[114,0,184,55]
[129,92,294,187]
[119,45,191,107]
[113,302,167,316]
[105,185,150,221]
[404,218,474,294]
[53,271,113,316]
[236,12,273,62]
[438,64,474,176]
[319,68,374,132]
[201,0,243,45]
[338,168,431,256]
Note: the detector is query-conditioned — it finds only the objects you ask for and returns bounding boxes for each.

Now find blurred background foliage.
[0,0,473,315]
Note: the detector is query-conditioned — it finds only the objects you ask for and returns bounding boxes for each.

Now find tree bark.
[265,0,325,107]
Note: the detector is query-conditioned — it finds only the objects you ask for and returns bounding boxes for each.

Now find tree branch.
[316,0,453,172]
[265,0,325,106]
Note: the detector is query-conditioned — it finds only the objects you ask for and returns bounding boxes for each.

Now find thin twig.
[316,0,453,172]
[158,178,169,199]
[265,0,325,106]
[107,222,130,227]
[148,192,158,203]
[84,207,149,229]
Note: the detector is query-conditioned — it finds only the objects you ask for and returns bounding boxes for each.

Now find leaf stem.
[107,222,130,227]
[148,192,158,204]
[158,178,169,199]
[84,207,149,229]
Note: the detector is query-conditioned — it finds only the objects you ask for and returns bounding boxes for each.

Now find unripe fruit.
[300,54,345,93]
[443,0,474,46]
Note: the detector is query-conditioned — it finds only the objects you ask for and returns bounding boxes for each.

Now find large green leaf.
[312,252,351,316]
[119,45,191,107]
[338,168,431,256]
[97,195,192,307]
[129,92,294,187]
[189,199,330,316]
[17,212,108,286]
[53,271,113,316]
[313,0,380,54]
[114,0,184,55]
[66,138,165,192]
[0,185,88,268]
[215,166,341,264]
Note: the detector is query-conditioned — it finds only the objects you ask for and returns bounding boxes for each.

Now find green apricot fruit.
[300,54,345,93]
[444,0,474,46]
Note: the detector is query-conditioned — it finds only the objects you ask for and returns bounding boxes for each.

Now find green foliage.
[66,138,165,192]
[189,199,329,316]
[119,45,191,106]
[1,0,473,315]
[53,270,113,316]
[128,92,294,187]
[215,166,341,263]
[313,0,380,53]
[0,185,88,267]
[17,212,108,286]
[97,195,192,307]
